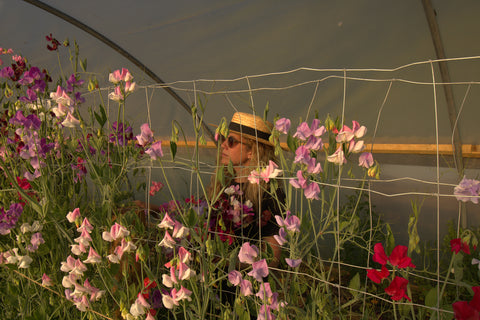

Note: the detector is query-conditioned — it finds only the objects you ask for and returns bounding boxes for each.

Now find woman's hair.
[207,137,277,213]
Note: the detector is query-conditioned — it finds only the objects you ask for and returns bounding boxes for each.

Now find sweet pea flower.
[27,232,45,252]
[159,231,176,249]
[149,181,164,196]
[289,170,307,189]
[108,86,123,102]
[17,255,33,268]
[157,213,176,230]
[304,182,320,200]
[83,247,102,264]
[50,86,73,106]
[258,304,275,320]
[260,161,282,183]
[348,140,365,153]
[248,259,269,282]
[304,136,324,151]
[130,293,151,317]
[359,152,374,168]
[327,147,346,165]
[293,122,311,140]
[174,286,193,303]
[62,112,80,128]
[178,246,192,263]
[177,262,196,280]
[472,258,480,270]
[238,242,259,264]
[247,170,261,184]
[454,176,480,204]
[77,217,93,233]
[451,238,471,255]
[42,273,53,287]
[228,270,243,286]
[60,256,77,273]
[172,221,189,239]
[109,68,133,83]
[162,291,179,309]
[240,279,254,296]
[389,245,416,268]
[275,118,291,134]
[351,120,367,138]
[107,253,121,264]
[384,276,410,301]
[452,286,480,320]
[273,228,287,246]
[294,145,311,164]
[73,295,90,312]
[285,258,302,268]
[256,282,274,301]
[71,243,87,256]
[367,265,390,284]
[74,229,92,247]
[162,274,175,288]
[145,141,163,160]
[372,243,388,265]
[102,223,130,242]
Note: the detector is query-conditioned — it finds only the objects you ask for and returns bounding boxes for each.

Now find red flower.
[384,276,410,301]
[451,238,471,255]
[389,245,416,268]
[453,301,479,320]
[367,265,390,284]
[372,243,388,265]
[144,277,157,290]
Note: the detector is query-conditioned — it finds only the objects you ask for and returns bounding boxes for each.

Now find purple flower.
[275,118,291,134]
[273,228,287,246]
[248,259,269,282]
[27,232,45,252]
[293,122,311,140]
[0,203,23,235]
[66,74,85,92]
[19,88,38,103]
[258,305,275,320]
[285,258,302,268]
[109,122,133,146]
[256,282,274,301]
[305,157,322,174]
[304,136,323,151]
[238,242,259,264]
[454,176,480,204]
[304,182,320,200]
[145,141,163,160]
[240,279,253,296]
[0,66,14,78]
[359,152,374,168]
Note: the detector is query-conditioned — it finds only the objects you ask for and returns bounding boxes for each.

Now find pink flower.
[359,152,374,168]
[159,231,176,249]
[108,86,123,101]
[50,85,73,106]
[149,181,164,196]
[109,68,133,83]
[28,232,44,252]
[304,182,320,200]
[228,270,242,286]
[294,145,311,164]
[304,136,324,151]
[102,223,130,242]
[61,112,80,128]
[74,229,92,247]
[260,160,282,183]
[273,228,287,246]
[83,247,102,264]
[178,247,192,263]
[172,221,189,238]
[240,279,253,296]
[248,259,269,282]
[42,273,53,286]
[145,141,163,160]
[238,242,259,264]
[275,118,291,134]
[174,286,193,303]
[77,217,93,233]
[66,208,81,223]
[136,123,154,146]
[384,276,410,301]
[285,258,302,268]
[289,170,307,189]
[157,213,176,230]
[348,140,365,153]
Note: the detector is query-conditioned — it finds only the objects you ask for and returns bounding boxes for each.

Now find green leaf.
[287,133,296,152]
[424,287,438,308]
[348,272,361,299]
[186,207,198,227]
[385,223,395,254]
[170,141,177,160]
[80,58,87,72]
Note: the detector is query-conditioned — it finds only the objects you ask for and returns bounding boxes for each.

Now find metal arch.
[21,0,216,143]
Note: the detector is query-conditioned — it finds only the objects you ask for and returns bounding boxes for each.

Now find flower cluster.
[228,242,285,319]
[108,68,136,102]
[454,176,480,204]
[248,160,283,184]
[62,208,105,311]
[273,211,302,267]
[367,243,415,301]
[102,222,137,263]
[128,278,161,319]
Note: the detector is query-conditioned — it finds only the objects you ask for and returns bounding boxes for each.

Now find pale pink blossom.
[50,86,73,106]
[273,228,287,246]
[174,286,193,303]
[71,243,87,256]
[275,118,291,134]
[240,279,253,296]
[62,112,80,128]
[228,270,242,286]
[102,223,130,242]
[327,147,346,165]
[178,247,192,263]
[159,231,176,248]
[17,255,33,268]
[348,140,365,153]
[77,217,93,233]
[172,221,189,238]
[74,229,92,247]
[157,213,176,230]
[83,247,102,264]
[248,259,269,282]
[177,262,196,280]
[359,152,374,168]
[42,273,53,287]
[304,182,320,200]
[289,170,307,189]
[109,68,133,83]
[286,258,302,268]
[238,242,259,264]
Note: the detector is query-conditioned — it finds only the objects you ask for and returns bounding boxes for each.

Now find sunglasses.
[222,136,245,148]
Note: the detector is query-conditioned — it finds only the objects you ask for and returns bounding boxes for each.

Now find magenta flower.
[145,141,163,160]
[228,270,242,286]
[285,258,302,268]
[454,176,480,204]
[293,122,311,140]
[238,242,259,264]
[248,259,269,282]
[305,157,322,174]
[304,182,320,200]
[0,203,23,235]
[275,118,291,134]
[359,152,374,168]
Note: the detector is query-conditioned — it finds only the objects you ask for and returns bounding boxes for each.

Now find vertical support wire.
[429,60,441,318]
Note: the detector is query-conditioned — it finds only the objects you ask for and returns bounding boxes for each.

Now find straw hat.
[228,112,274,146]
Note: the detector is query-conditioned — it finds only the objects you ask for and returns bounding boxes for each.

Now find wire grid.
[126,56,480,317]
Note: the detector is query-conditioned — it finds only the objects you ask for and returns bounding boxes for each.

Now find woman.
[208,112,284,266]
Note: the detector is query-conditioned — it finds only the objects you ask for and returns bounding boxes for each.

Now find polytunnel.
[1,0,480,319]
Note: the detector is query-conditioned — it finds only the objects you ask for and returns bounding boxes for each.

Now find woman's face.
[220,132,252,167]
